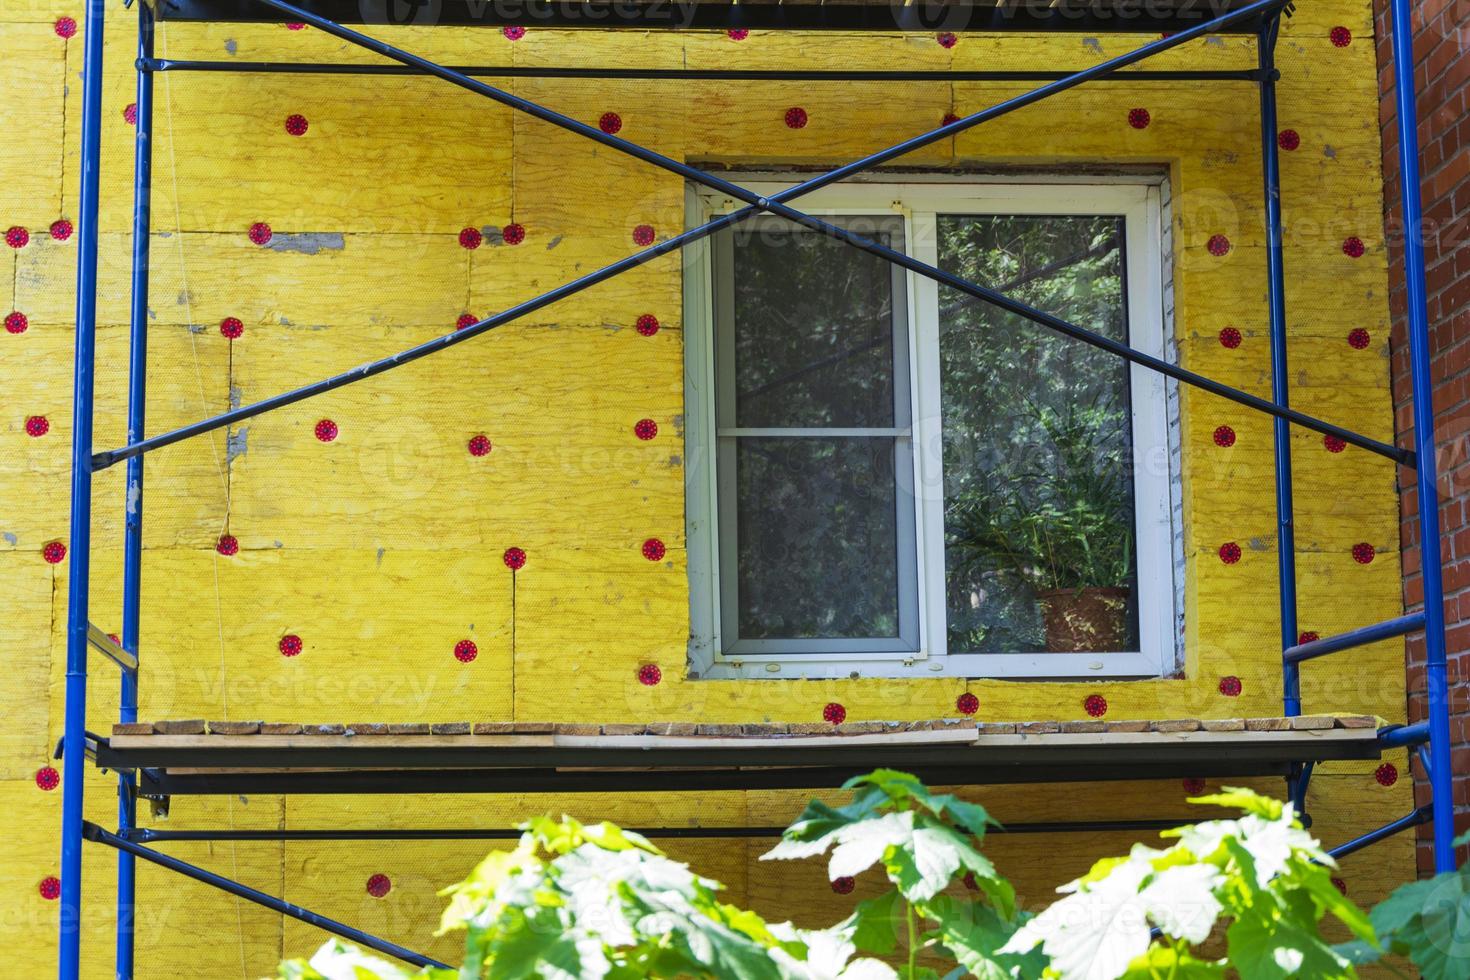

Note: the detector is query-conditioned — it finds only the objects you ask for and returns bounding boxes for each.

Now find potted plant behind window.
[947,400,1134,652]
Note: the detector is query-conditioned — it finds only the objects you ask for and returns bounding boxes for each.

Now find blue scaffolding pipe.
[1258,19,1300,718]
[1379,721,1432,750]
[82,823,449,970]
[57,1,1462,974]
[59,0,106,976]
[1328,807,1434,861]
[116,5,154,977]
[1284,612,1426,665]
[1388,0,1457,875]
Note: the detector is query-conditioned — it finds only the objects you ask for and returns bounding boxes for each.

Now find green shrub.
[276,772,1466,979]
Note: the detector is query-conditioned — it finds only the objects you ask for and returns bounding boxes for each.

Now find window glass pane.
[937,215,1140,654]
[731,437,902,639]
[728,220,897,428]
[712,214,915,650]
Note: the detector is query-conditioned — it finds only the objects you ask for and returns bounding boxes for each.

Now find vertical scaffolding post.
[60,0,107,975]
[1388,0,1456,872]
[1258,16,1300,718]
[116,4,155,976]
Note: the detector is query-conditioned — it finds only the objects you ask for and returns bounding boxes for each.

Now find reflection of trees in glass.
[730,220,898,428]
[938,215,1139,654]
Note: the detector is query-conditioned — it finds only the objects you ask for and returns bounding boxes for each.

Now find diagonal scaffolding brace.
[83,823,449,970]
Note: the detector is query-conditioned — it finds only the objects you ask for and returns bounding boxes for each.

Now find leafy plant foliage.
[1337,829,1470,980]
[1001,788,1372,979]
[278,814,890,980]
[277,775,1464,980]
[761,769,1038,980]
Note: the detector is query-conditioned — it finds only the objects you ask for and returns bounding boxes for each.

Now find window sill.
[692,650,1166,681]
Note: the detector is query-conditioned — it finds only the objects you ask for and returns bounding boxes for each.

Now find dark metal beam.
[126,753,1345,796]
[126,817,1189,843]
[143,58,1273,83]
[155,0,1281,35]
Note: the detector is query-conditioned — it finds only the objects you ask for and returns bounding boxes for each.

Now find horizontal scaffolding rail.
[1283,613,1426,665]
[1378,721,1431,750]
[126,817,1191,843]
[107,718,1389,798]
[157,0,1286,35]
[143,59,1276,83]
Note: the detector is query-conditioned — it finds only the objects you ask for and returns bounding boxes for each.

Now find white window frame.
[684,176,1177,681]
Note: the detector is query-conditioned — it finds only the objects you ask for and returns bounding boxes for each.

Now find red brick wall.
[1373,0,1470,874]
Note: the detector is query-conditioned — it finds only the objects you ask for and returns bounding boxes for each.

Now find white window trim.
[684,177,1178,681]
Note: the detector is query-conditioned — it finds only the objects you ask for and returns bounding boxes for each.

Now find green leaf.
[1282,862,1376,946]
[837,960,900,980]
[1117,944,1224,980]
[774,926,900,980]
[1330,939,1382,967]
[1379,871,1470,980]
[1225,911,1354,980]
[1370,875,1444,938]
[888,823,966,903]
[930,796,999,839]
[581,820,661,855]
[1075,854,1135,889]
[1137,864,1223,944]
[1000,859,1153,980]
[764,801,858,862]
[282,940,422,980]
[844,769,932,809]
[929,896,1043,980]
[486,923,607,980]
[847,891,901,956]
[829,811,917,881]
[1182,787,1284,820]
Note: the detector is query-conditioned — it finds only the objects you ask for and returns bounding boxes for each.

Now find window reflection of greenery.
[716,216,1142,652]
[938,215,1140,655]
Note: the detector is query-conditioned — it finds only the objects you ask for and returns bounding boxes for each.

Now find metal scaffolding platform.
[94,715,1395,796]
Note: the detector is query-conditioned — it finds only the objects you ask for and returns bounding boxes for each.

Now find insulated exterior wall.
[0,2,1421,975]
